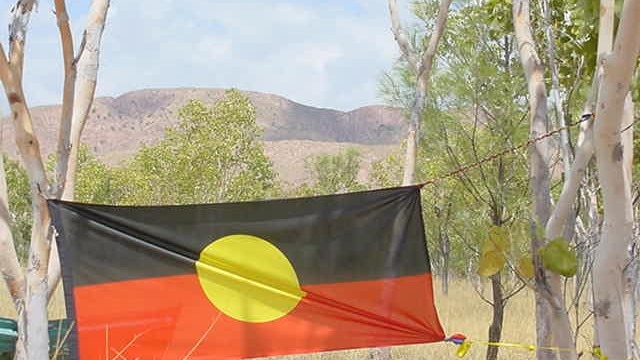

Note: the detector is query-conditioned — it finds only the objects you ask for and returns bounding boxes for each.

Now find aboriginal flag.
[49,186,444,360]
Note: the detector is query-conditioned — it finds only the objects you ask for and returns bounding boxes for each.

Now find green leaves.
[114,90,278,205]
[478,226,509,277]
[485,226,510,252]
[517,256,535,279]
[298,148,366,196]
[75,144,116,204]
[4,155,31,263]
[541,238,578,277]
[478,250,506,278]
[478,230,578,278]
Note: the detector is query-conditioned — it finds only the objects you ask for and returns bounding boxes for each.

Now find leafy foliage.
[541,238,578,277]
[112,90,278,205]
[375,1,536,282]
[478,250,506,277]
[477,226,510,277]
[73,144,116,204]
[295,148,366,196]
[4,146,115,263]
[3,156,30,263]
[517,256,535,279]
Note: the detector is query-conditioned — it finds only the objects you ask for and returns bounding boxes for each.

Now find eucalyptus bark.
[545,0,613,240]
[512,1,577,359]
[387,0,452,186]
[0,1,111,359]
[591,0,640,357]
[48,0,111,300]
[0,3,53,358]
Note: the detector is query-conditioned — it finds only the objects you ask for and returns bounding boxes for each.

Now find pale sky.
[0,0,413,111]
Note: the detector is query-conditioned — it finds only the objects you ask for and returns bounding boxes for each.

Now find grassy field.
[1,279,597,360]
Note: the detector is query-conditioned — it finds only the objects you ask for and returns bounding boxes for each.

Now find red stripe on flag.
[74,273,444,359]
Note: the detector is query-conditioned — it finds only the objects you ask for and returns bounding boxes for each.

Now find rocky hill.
[0,88,405,185]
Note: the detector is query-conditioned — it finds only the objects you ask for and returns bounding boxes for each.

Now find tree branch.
[53,0,76,198]
[387,0,418,69]
[545,0,612,248]
[0,44,11,86]
[416,0,452,78]
[49,0,111,296]
[8,0,37,83]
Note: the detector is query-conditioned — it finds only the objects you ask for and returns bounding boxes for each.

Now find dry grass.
[0,282,66,320]
[1,279,600,359]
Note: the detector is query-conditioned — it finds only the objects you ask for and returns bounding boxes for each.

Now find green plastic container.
[0,318,72,358]
[0,318,17,354]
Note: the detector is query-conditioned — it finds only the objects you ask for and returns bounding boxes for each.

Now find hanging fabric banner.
[49,185,444,359]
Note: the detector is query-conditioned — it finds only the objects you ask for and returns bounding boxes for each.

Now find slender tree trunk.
[539,0,571,174]
[512,1,576,359]
[532,220,556,360]
[48,0,111,300]
[486,273,504,360]
[61,0,110,201]
[622,95,638,358]
[541,2,613,357]
[388,0,452,186]
[442,232,450,295]
[591,0,640,355]
[401,84,423,186]
[380,2,452,358]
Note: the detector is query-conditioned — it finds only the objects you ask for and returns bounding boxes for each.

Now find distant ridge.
[1,88,405,184]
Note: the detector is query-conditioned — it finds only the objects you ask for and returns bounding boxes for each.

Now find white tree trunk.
[381,2,452,358]
[591,0,640,357]
[53,0,75,195]
[542,3,615,357]
[620,95,637,358]
[62,0,110,201]
[48,0,111,299]
[512,1,577,359]
[0,1,111,359]
[387,0,452,186]
[402,82,424,186]
[0,19,53,358]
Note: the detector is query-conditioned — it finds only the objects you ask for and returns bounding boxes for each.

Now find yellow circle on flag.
[195,234,306,323]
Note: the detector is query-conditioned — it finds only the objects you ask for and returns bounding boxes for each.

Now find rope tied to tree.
[443,333,640,359]
[418,113,595,188]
